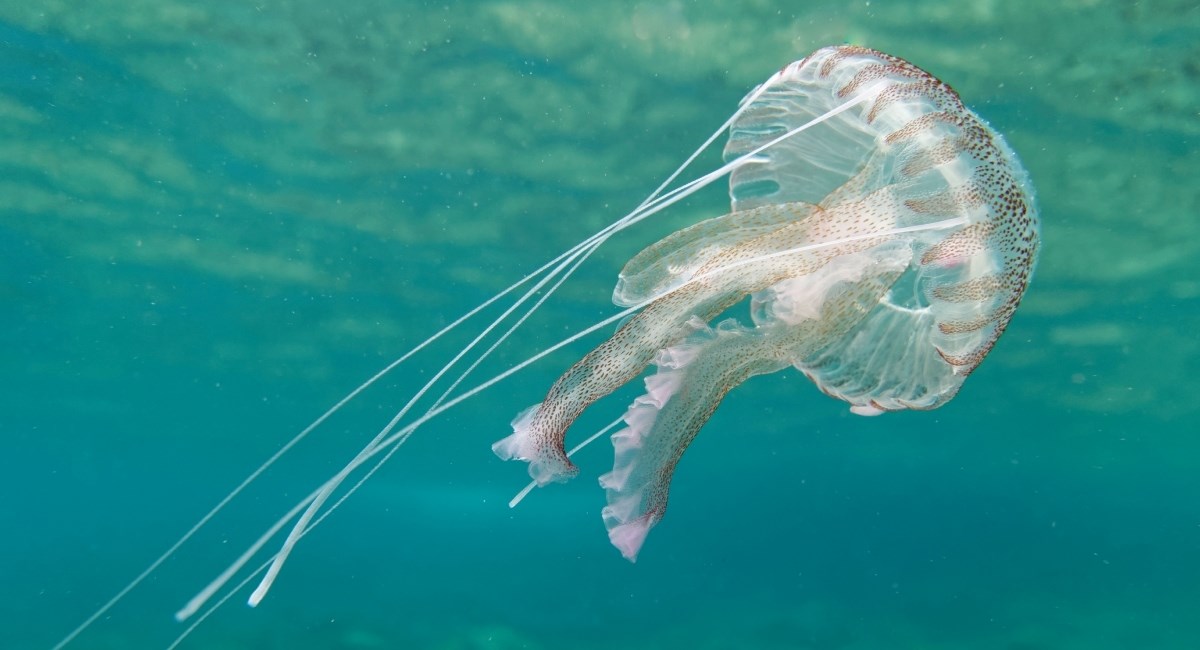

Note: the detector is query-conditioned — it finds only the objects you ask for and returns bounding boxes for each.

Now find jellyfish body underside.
[493,45,1039,561]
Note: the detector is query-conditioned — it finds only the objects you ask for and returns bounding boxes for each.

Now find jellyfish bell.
[730,47,1039,409]
[51,45,1038,649]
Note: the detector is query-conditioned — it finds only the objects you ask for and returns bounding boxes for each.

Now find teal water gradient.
[4,2,1198,649]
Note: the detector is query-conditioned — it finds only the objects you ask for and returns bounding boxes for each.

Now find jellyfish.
[52,45,1037,649]
[491,45,1039,560]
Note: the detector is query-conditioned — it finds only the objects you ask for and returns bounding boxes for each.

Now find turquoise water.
[4,2,1198,649]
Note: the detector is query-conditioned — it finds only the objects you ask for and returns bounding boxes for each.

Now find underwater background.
[3,1,1198,649]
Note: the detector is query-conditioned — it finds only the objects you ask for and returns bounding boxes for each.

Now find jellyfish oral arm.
[601,261,905,561]
[494,205,965,482]
[599,318,785,561]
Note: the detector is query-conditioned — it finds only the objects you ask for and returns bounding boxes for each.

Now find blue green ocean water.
[4,1,1198,649]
